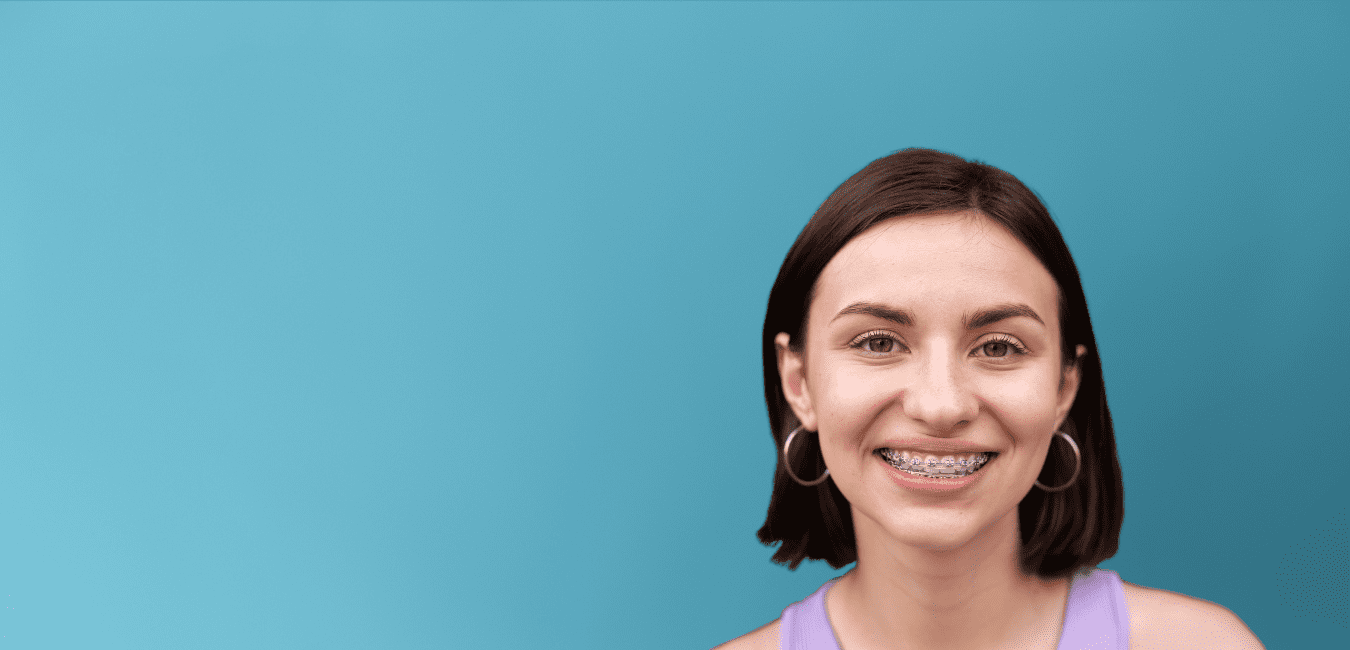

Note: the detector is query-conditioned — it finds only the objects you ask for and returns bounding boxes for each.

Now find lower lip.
[877,453,992,492]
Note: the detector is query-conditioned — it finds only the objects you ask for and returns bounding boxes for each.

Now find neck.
[828,507,1068,650]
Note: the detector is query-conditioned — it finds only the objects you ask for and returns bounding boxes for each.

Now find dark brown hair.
[757,148,1124,578]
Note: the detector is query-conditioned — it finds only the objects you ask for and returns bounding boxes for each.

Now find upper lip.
[875,439,999,454]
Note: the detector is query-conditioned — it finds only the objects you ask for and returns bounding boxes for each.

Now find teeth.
[878,449,993,479]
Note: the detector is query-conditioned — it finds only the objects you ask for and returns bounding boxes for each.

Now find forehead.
[812,211,1059,323]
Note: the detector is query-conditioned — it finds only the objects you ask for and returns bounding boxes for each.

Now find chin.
[860,508,985,551]
[889,525,983,552]
[862,504,1017,554]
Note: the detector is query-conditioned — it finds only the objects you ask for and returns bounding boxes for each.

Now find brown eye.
[974,337,1027,360]
[850,331,905,355]
[982,341,1010,357]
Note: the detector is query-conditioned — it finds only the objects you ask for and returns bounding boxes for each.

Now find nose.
[901,346,979,433]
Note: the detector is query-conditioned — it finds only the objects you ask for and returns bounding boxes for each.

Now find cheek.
[814,367,892,447]
[974,370,1062,432]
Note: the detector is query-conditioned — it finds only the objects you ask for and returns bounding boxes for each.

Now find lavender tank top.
[779,568,1130,650]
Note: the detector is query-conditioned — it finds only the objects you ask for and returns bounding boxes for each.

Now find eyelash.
[847,331,1029,359]
[848,330,908,355]
[974,334,1029,359]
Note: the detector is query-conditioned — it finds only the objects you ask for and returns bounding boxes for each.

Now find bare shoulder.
[1121,582,1264,650]
[713,618,780,650]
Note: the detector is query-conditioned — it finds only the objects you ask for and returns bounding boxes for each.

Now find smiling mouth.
[875,448,999,479]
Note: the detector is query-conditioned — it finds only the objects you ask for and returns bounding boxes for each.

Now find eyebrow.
[965,303,1044,329]
[832,302,914,326]
[831,301,1044,329]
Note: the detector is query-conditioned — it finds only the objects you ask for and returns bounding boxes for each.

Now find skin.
[717,211,1263,650]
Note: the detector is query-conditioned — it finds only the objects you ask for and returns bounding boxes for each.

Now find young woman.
[718,150,1263,650]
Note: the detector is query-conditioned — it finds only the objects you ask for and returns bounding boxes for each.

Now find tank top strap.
[779,579,842,650]
[1056,568,1131,650]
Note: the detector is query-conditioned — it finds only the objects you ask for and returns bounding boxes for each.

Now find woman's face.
[776,211,1084,551]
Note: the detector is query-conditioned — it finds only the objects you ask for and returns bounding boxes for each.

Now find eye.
[848,330,907,356]
[972,335,1028,361]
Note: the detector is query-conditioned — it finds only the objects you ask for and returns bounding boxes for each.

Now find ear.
[775,332,818,431]
[1054,344,1088,431]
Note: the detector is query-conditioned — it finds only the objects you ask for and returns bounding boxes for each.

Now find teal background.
[1,2,1346,647]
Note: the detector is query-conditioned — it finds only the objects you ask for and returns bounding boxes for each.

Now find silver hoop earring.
[1035,430,1081,492]
[782,426,831,487]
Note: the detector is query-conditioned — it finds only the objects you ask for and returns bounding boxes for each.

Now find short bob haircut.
[758,148,1124,579]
